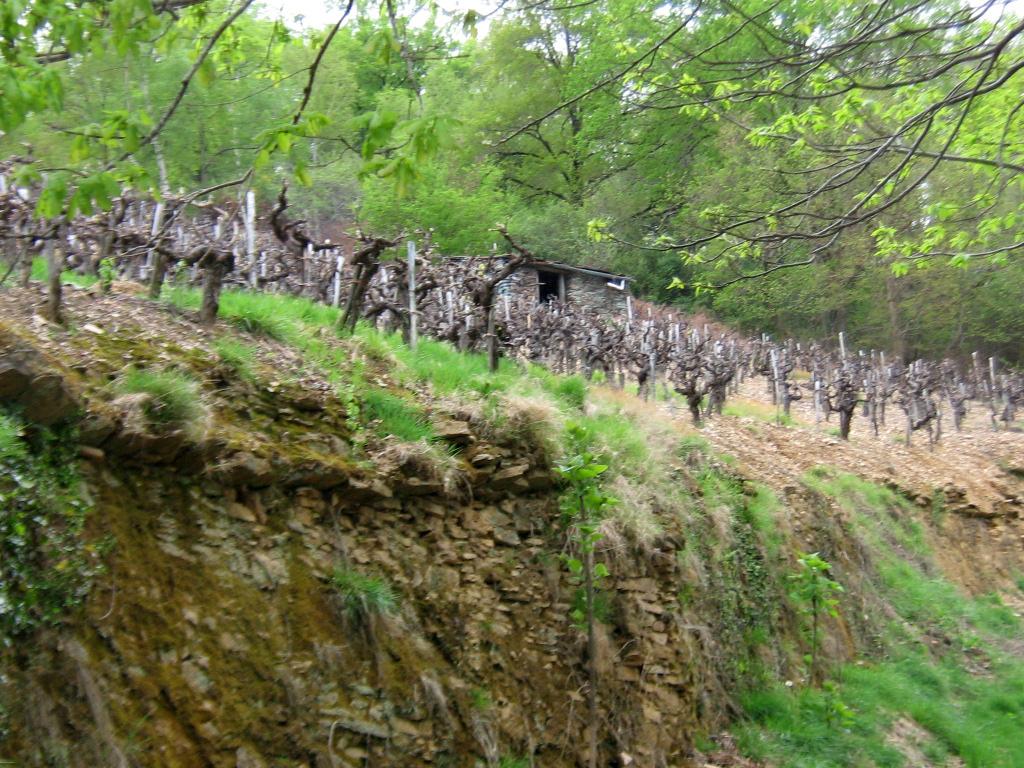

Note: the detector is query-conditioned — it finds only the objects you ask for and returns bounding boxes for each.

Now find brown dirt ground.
[675,377,1024,520]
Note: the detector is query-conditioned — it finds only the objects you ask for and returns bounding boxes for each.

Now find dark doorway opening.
[538,270,560,303]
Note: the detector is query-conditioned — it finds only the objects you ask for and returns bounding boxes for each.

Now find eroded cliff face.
[7,453,727,767]
[2,287,1024,768]
[0,416,748,765]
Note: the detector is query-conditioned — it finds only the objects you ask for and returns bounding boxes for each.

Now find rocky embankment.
[3,288,1024,768]
[0,306,744,768]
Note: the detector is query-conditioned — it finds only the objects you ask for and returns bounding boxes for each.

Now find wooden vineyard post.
[879,351,887,425]
[143,200,164,280]
[146,200,169,298]
[649,346,657,402]
[990,357,1000,430]
[407,241,418,351]
[770,348,783,424]
[303,243,313,297]
[332,250,345,308]
[814,377,823,427]
[245,190,257,289]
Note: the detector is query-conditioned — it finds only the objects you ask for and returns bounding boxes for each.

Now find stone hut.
[499,259,632,317]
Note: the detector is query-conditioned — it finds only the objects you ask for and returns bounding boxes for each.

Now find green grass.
[528,364,587,410]
[746,484,784,558]
[737,649,1024,768]
[573,411,652,480]
[212,338,257,383]
[724,399,797,426]
[166,287,308,343]
[678,433,712,459]
[362,389,434,441]
[387,335,521,396]
[736,682,904,767]
[736,469,1024,767]
[28,257,98,288]
[113,367,204,431]
[470,687,492,711]
[165,288,374,436]
[801,468,1019,641]
[162,287,602,458]
[164,288,556,445]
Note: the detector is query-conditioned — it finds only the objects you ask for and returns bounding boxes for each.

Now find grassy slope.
[13,275,1024,766]
[735,470,1024,768]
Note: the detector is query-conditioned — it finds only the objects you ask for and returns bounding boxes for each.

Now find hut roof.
[524,259,631,283]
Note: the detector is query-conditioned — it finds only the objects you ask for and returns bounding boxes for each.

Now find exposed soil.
[700,377,1024,518]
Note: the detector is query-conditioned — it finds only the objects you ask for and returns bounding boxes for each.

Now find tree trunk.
[486,302,498,373]
[44,240,63,325]
[885,274,907,361]
[199,263,225,325]
[19,250,32,287]
[688,396,703,426]
[839,408,852,440]
[148,250,168,299]
[341,262,379,334]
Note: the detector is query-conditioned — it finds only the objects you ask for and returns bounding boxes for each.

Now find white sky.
[266,0,1023,35]
[260,0,485,32]
[260,1,354,30]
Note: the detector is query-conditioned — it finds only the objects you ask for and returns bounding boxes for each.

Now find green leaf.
[197,57,217,87]
[36,176,69,219]
[294,161,312,187]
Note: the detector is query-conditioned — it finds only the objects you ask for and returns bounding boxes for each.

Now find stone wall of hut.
[498,267,630,318]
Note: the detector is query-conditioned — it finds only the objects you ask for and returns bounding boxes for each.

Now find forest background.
[3,0,1023,364]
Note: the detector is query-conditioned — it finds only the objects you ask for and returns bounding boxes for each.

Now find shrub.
[0,412,27,463]
[330,566,398,626]
[114,367,204,431]
[0,412,104,641]
[789,552,843,683]
[470,687,492,711]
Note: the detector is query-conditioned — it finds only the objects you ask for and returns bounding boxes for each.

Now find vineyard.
[3,170,1021,447]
